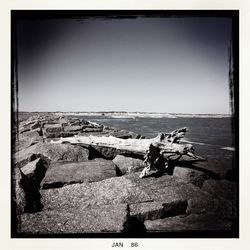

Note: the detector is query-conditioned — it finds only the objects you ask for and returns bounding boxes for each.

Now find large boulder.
[201,179,237,201]
[41,173,207,212]
[144,213,232,232]
[186,197,236,221]
[19,204,128,234]
[113,155,145,175]
[41,176,152,211]
[15,130,43,152]
[14,142,89,168]
[173,166,210,187]
[41,159,118,189]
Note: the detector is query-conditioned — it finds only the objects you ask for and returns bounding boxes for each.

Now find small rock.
[44,124,62,133]
[64,125,83,132]
[113,155,145,175]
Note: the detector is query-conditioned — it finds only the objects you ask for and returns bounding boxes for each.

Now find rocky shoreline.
[12,113,238,236]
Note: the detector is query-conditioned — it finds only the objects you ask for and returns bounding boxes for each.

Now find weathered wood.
[51,127,205,178]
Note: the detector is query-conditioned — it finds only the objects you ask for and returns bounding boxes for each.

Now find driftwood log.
[51,127,205,178]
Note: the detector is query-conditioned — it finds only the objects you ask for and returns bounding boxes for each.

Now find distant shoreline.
[18,111,232,119]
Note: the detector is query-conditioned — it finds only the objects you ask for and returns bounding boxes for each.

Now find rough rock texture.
[14,113,237,236]
[129,200,188,221]
[173,166,210,187]
[15,130,43,152]
[123,173,209,202]
[14,142,89,168]
[40,173,207,212]
[113,155,145,175]
[144,213,232,232]
[201,179,237,201]
[14,167,26,215]
[186,197,235,220]
[41,159,118,189]
[41,175,153,211]
[19,204,128,234]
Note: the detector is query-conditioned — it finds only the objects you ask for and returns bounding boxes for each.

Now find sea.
[71,115,235,166]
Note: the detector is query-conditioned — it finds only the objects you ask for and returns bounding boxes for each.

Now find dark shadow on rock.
[120,153,144,160]
[88,145,106,160]
[143,160,176,178]
[122,205,147,236]
[20,173,43,213]
[163,200,188,217]
[225,168,237,181]
[115,166,123,177]
[122,216,147,236]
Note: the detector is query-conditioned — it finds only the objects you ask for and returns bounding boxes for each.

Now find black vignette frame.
[11,10,239,238]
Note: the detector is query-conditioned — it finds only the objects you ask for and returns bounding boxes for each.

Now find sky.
[16,15,232,114]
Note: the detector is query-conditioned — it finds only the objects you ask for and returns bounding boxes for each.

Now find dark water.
[73,116,235,162]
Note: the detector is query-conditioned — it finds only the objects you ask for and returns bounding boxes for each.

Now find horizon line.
[17,111,231,115]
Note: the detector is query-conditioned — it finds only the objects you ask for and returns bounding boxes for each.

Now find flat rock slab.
[14,142,89,168]
[19,204,128,234]
[124,173,210,202]
[41,176,152,211]
[144,213,232,232]
[129,199,187,221]
[41,159,118,189]
[41,173,208,212]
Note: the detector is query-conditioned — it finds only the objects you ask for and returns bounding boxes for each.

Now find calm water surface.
[73,116,235,162]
